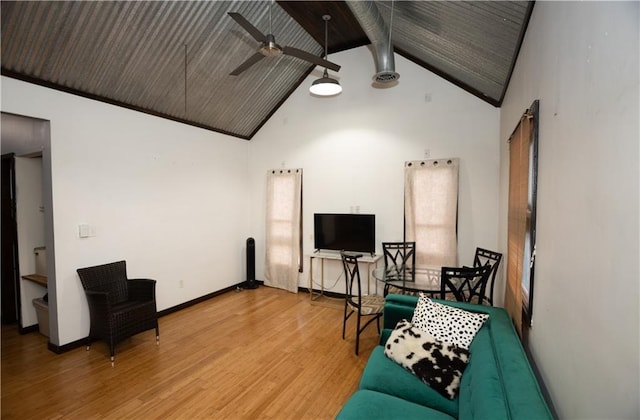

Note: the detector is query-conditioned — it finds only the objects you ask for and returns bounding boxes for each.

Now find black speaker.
[245,237,258,289]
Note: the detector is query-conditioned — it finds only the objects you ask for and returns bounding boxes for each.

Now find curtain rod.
[508,108,534,143]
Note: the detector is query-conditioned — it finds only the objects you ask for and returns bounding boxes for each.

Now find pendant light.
[310,15,342,96]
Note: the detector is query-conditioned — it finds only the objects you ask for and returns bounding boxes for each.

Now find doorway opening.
[1,112,55,341]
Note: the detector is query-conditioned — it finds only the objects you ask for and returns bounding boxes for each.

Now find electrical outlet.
[79,224,90,238]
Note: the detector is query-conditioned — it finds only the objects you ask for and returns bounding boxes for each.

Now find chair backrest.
[441,265,493,304]
[473,247,503,304]
[77,260,129,305]
[382,242,416,276]
[341,251,364,308]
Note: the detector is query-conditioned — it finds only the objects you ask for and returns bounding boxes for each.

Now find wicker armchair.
[77,260,159,365]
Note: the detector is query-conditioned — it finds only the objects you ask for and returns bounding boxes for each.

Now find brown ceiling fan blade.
[228,12,267,43]
[229,52,265,76]
[282,46,341,72]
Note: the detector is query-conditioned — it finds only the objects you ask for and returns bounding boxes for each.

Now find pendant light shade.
[310,15,341,97]
[310,69,342,96]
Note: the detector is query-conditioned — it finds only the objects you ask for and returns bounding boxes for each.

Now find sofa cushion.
[457,321,510,419]
[336,390,455,420]
[384,319,470,400]
[485,308,554,420]
[358,346,459,418]
[412,294,489,349]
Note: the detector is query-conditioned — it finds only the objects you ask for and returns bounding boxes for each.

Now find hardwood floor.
[1,287,380,419]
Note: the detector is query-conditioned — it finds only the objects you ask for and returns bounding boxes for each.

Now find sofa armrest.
[385,293,420,307]
[488,309,553,419]
[383,294,419,330]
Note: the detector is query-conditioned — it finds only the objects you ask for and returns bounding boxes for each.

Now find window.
[405,159,459,278]
[505,100,539,336]
[264,169,302,293]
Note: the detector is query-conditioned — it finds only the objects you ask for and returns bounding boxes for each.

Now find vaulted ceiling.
[1,1,533,140]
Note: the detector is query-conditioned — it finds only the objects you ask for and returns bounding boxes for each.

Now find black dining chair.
[341,251,385,355]
[381,242,416,296]
[440,265,493,304]
[472,247,503,306]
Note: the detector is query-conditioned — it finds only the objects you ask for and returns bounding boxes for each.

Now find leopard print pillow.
[384,319,470,400]
[411,294,489,349]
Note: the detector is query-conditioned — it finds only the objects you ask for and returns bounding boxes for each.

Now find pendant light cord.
[322,15,330,77]
[324,16,328,59]
[269,0,273,34]
[184,43,188,115]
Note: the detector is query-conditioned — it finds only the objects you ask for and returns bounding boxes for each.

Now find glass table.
[372,266,442,296]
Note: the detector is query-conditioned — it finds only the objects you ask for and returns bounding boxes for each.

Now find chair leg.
[110,342,115,367]
[156,324,160,345]
[85,337,91,351]
[355,313,361,356]
[342,302,348,340]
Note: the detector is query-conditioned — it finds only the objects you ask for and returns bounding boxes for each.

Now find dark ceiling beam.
[496,1,536,107]
[277,1,369,54]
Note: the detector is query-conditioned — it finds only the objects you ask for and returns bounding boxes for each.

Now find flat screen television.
[314,213,375,255]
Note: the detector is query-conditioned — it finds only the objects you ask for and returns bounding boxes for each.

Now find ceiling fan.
[227,7,341,76]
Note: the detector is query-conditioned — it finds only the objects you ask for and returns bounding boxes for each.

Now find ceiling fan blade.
[228,12,267,43]
[230,52,265,76]
[282,46,341,72]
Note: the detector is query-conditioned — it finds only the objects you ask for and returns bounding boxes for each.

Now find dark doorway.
[1,153,20,324]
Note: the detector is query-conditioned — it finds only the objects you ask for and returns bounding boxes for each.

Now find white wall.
[249,47,501,293]
[499,2,639,418]
[1,77,251,346]
[15,156,47,327]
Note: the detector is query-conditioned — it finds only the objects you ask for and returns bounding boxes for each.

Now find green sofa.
[337,294,552,420]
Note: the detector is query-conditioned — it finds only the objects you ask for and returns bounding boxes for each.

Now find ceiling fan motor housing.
[260,34,283,57]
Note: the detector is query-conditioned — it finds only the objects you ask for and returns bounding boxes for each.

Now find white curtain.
[405,159,459,275]
[264,169,302,293]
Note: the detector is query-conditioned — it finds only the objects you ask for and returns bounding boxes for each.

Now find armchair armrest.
[84,290,111,313]
[128,278,156,301]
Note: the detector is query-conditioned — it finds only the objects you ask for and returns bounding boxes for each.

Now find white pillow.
[411,293,489,349]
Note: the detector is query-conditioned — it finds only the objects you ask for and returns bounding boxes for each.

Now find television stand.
[307,252,382,301]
